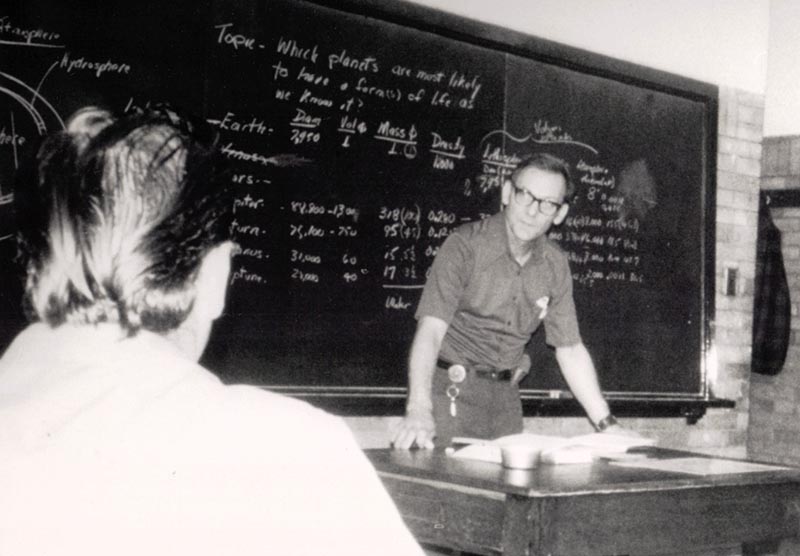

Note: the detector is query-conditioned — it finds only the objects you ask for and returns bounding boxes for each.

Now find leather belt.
[436,358,513,382]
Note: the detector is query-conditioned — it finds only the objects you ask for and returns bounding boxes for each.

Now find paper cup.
[500,444,542,469]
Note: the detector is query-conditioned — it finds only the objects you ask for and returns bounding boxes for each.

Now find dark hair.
[511,152,575,200]
[16,104,232,334]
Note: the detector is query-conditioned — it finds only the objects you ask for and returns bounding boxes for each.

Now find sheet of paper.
[611,457,795,475]
[448,432,657,464]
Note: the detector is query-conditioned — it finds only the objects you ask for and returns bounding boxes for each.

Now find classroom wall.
[749,139,800,465]
[345,2,768,456]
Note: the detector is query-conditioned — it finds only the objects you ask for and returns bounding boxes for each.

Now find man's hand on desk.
[391,407,435,450]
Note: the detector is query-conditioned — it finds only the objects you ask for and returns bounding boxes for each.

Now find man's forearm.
[555,343,611,425]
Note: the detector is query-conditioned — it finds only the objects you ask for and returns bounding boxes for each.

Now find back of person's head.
[511,152,575,201]
[16,105,232,335]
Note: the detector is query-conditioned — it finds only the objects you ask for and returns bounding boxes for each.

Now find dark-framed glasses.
[511,183,563,216]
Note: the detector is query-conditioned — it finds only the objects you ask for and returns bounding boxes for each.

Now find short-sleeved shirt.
[416,211,581,370]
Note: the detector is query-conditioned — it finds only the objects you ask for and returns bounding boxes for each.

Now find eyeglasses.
[510,183,564,216]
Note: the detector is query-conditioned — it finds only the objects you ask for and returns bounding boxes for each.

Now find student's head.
[501,153,573,243]
[17,105,233,358]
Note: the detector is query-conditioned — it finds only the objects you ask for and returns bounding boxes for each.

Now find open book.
[448,432,656,465]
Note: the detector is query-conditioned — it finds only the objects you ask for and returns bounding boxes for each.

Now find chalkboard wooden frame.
[261,0,724,419]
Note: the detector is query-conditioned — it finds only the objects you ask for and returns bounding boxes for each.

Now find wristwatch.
[594,414,618,432]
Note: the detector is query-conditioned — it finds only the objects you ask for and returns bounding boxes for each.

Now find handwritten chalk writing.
[291,201,325,215]
[0,16,61,44]
[427,210,456,224]
[430,132,465,160]
[378,205,421,225]
[384,246,399,261]
[329,204,359,220]
[425,245,439,258]
[233,194,265,212]
[448,71,480,91]
[291,108,322,128]
[606,218,641,233]
[299,89,333,108]
[338,115,367,135]
[215,23,257,50]
[239,248,265,260]
[289,224,325,239]
[376,121,416,141]
[328,49,378,72]
[221,142,283,167]
[416,69,445,83]
[208,112,270,135]
[272,61,289,79]
[564,215,604,229]
[427,225,453,239]
[355,77,401,101]
[531,119,598,154]
[383,222,421,240]
[289,201,359,221]
[59,52,131,77]
[275,89,292,101]
[231,174,272,185]
[297,66,330,86]
[572,269,605,287]
[291,268,320,283]
[385,295,412,310]
[291,250,322,264]
[342,253,358,265]
[0,127,24,147]
[229,219,263,237]
[433,155,453,170]
[290,128,320,145]
[392,65,411,77]
[576,160,608,176]
[276,37,319,62]
[582,174,616,189]
[230,266,264,285]
[336,225,357,237]
[430,90,451,107]
[481,144,521,170]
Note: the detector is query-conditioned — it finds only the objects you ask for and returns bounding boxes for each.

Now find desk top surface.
[367,448,800,498]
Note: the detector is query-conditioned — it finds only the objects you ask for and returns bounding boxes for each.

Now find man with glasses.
[392,153,622,449]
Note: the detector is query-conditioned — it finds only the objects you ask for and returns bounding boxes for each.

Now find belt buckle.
[447,364,467,383]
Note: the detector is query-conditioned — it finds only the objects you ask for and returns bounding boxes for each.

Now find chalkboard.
[0,0,719,416]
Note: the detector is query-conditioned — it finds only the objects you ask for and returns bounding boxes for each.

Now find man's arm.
[554,343,624,433]
[391,316,449,449]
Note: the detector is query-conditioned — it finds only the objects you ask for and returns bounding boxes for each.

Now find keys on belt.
[436,358,513,382]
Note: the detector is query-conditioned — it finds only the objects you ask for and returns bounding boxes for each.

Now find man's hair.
[511,152,575,200]
[16,105,232,334]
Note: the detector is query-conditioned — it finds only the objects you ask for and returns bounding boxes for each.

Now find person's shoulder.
[540,235,572,273]
[218,384,353,440]
[542,235,569,259]
[450,212,501,243]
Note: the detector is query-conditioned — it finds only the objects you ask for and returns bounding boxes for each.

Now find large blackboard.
[0,0,720,416]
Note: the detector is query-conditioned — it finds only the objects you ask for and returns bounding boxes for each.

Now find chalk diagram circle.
[0,71,64,240]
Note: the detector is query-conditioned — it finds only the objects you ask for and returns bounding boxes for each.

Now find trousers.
[431,364,523,447]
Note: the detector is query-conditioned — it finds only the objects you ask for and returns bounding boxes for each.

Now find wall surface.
[750,138,800,465]
[403,0,769,94]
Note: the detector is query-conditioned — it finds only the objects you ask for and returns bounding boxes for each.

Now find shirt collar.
[485,211,547,267]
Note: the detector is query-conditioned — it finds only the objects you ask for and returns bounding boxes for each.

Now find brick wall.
[346,86,763,458]
[748,135,800,465]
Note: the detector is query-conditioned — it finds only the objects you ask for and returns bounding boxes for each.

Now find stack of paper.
[448,432,656,465]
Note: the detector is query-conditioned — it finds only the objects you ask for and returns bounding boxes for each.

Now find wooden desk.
[368,448,800,556]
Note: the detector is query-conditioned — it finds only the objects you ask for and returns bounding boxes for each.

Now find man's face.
[501,166,569,244]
